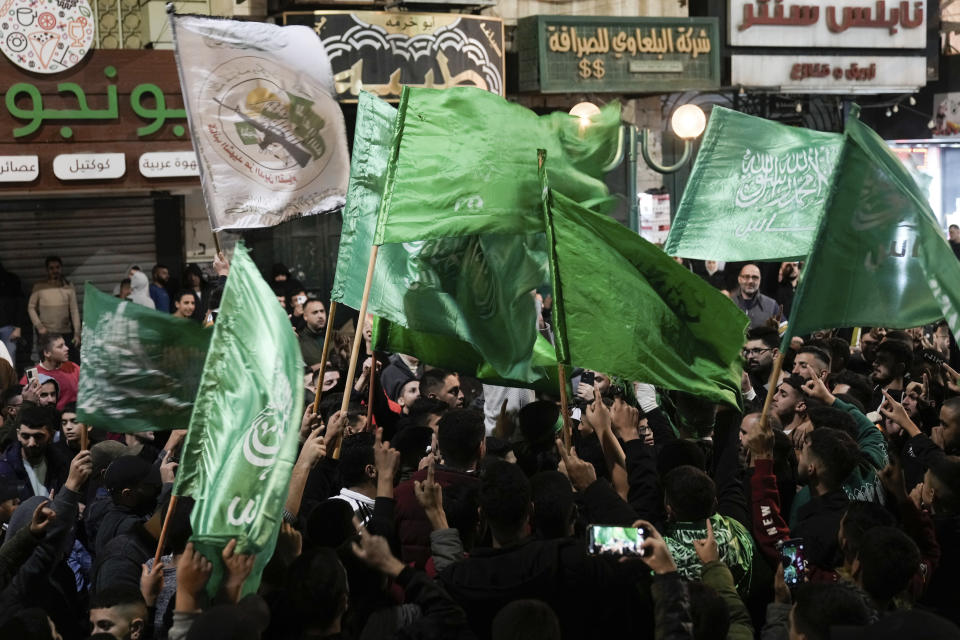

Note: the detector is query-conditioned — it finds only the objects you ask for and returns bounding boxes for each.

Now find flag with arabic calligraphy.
[169,13,349,230]
[664,106,843,261]
[174,243,303,597]
[783,112,960,346]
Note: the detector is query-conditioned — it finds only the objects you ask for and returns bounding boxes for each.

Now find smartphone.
[587,524,647,557]
[26,367,38,386]
[777,538,807,587]
[580,370,596,387]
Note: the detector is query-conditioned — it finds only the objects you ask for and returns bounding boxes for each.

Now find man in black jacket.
[438,460,654,639]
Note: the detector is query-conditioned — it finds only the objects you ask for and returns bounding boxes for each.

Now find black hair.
[657,439,707,478]
[89,586,146,610]
[875,340,913,375]
[406,397,449,426]
[798,345,832,371]
[688,582,730,640]
[306,499,355,549]
[518,401,561,448]
[530,471,575,540]
[437,409,485,470]
[479,460,532,537]
[339,432,375,488]
[927,456,960,514]
[746,326,779,349]
[151,264,168,279]
[791,583,876,640]
[841,501,895,565]
[491,600,560,640]
[44,255,61,267]
[831,370,874,410]
[173,289,196,306]
[856,526,920,603]
[825,336,852,373]
[61,402,77,415]
[806,428,859,490]
[663,465,716,521]
[807,406,858,440]
[421,368,455,398]
[286,548,348,628]
[18,405,58,432]
[38,332,63,358]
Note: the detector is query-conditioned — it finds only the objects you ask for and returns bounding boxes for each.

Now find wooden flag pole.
[80,428,89,452]
[366,349,377,429]
[758,351,785,432]
[332,245,380,459]
[312,300,339,415]
[153,494,179,567]
[557,363,573,452]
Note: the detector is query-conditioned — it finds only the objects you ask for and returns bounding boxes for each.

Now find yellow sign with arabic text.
[518,16,720,94]
[283,11,504,102]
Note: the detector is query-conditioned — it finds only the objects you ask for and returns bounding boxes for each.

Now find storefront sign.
[0,0,96,73]
[138,151,199,178]
[516,16,720,94]
[283,11,505,101]
[0,155,39,182]
[0,50,197,190]
[53,152,125,180]
[729,0,927,48]
[732,54,926,93]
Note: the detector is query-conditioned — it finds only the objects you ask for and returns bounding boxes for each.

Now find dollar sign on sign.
[578,58,592,79]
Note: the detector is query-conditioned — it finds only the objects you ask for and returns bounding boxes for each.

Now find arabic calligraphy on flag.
[169,14,349,230]
[664,106,843,262]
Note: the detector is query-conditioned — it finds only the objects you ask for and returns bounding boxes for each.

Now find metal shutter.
[0,196,157,305]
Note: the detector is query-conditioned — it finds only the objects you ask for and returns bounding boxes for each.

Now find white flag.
[170,14,349,230]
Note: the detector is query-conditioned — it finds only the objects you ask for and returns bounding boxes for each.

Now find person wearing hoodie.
[128,270,155,310]
[0,449,92,640]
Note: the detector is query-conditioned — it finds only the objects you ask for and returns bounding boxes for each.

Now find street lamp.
[570,101,707,232]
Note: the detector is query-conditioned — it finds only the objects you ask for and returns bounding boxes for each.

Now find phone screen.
[587,525,646,557]
[778,538,807,587]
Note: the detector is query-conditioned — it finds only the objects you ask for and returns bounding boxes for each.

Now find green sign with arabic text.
[517,15,720,94]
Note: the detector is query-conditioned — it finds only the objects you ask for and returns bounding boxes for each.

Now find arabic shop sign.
[732,54,927,93]
[282,11,505,101]
[53,152,124,180]
[138,151,199,178]
[0,50,197,190]
[517,16,720,94]
[0,0,95,74]
[4,64,185,140]
[729,0,927,48]
[0,155,38,181]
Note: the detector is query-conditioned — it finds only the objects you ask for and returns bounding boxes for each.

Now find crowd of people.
[0,253,958,640]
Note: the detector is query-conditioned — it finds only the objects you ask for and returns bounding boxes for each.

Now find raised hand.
[693,518,720,565]
[556,439,597,491]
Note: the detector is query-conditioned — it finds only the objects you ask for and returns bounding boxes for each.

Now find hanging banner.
[283,11,505,102]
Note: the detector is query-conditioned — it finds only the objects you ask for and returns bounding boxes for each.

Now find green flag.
[373,86,620,245]
[784,112,960,343]
[544,184,747,409]
[371,316,563,393]
[334,91,613,384]
[174,243,303,597]
[665,106,843,261]
[77,284,211,432]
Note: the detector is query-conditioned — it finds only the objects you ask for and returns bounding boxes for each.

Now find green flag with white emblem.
[173,243,303,597]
